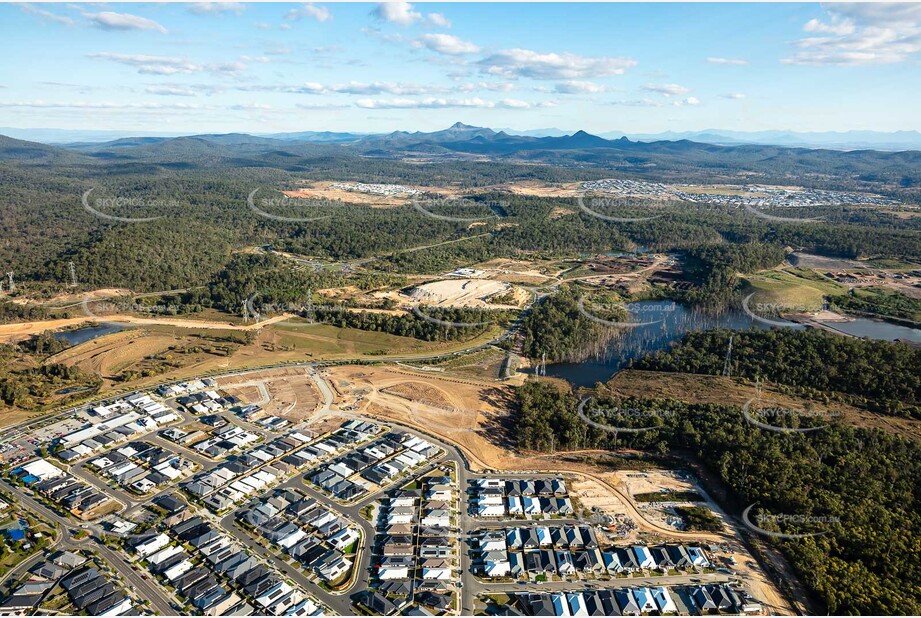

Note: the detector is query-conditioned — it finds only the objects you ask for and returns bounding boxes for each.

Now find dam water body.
[542,300,921,387]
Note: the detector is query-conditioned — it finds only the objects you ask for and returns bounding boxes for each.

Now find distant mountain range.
[503,127,921,151]
[2,123,920,188]
[3,124,921,152]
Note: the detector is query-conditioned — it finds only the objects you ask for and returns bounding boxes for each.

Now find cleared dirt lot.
[217,366,321,422]
[326,364,524,471]
[407,278,511,308]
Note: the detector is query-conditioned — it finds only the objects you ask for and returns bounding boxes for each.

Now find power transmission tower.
[241,300,249,323]
[722,335,734,377]
[5,272,13,292]
[68,262,77,287]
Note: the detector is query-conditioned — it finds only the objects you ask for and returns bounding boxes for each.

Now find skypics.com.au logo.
[82,188,175,223]
[247,188,332,223]
[741,202,823,223]
[411,196,502,224]
[741,294,809,328]
[577,296,675,328]
[577,397,676,434]
[741,398,839,434]
[576,195,663,223]
[741,504,840,539]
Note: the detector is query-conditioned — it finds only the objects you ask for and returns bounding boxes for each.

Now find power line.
[722,334,734,377]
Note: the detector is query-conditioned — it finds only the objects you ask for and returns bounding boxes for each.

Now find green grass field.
[743,269,846,311]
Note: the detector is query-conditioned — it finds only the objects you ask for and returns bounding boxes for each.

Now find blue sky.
[1,2,920,134]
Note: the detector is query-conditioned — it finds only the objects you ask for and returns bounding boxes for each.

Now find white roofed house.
[133,533,170,557]
[687,546,711,567]
[477,500,505,518]
[633,545,657,569]
[390,494,416,509]
[317,554,352,581]
[378,566,409,580]
[479,530,506,553]
[147,545,184,568]
[633,587,658,614]
[426,484,453,501]
[328,527,359,552]
[279,528,308,549]
[551,592,572,617]
[163,559,193,582]
[255,581,293,611]
[482,551,510,578]
[567,592,588,617]
[652,586,678,614]
[421,559,453,580]
[555,550,576,576]
[523,496,542,515]
[19,458,65,481]
[422,509,451,528]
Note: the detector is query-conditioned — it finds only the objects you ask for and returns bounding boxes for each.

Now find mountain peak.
[449,122,480,130]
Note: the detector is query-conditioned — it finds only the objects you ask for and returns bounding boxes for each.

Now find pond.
[820,317,921,344]
[54,323,124,346]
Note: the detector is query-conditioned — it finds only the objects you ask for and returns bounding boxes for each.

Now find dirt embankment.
[0,312,293,344]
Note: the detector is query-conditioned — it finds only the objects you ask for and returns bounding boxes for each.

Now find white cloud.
[457,81,515,93]
[674,96,700,106]
[189,3,245,16]
[0,100,213,110]
[427,13,451,28]
[553,80,606,94]
[231,103,272,110]
[15,3,74,26]
[88,52,245,75]
[643,83,690,96]
[354,97,532,109]
[706,57,748,65]
[372,2,422,26]
[88,53,198,75]
[296,102,350,110]
[479,48,637,80]
[803,17,855,36]
[415,33,479,55]
[254,21,271,30]
[145,86,198,96]
[720,93,746,100]
[827,3,921,25]
[85,11,168,33]
[499,98,531,109]
[372,3,456,29]
[784,3,921,65]
[285,3,331,23]
[295,81,449,95]
[608,98,664,108]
